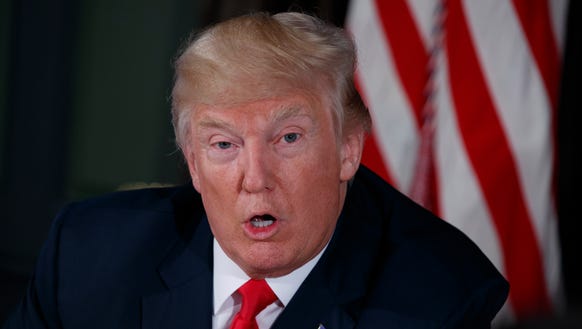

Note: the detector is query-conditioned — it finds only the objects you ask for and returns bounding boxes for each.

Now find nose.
[240,142,274,193]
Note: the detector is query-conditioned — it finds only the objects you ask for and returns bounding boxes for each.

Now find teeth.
[250,217,275,228]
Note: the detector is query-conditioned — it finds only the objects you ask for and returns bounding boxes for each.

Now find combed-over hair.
[171,11,371,151]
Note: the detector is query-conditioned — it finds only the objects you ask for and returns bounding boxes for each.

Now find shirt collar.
[213,239,327,315]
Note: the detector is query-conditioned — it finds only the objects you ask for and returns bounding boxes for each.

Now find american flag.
[347,0,567,324]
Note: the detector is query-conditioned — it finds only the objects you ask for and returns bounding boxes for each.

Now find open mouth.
[249,214,277,228]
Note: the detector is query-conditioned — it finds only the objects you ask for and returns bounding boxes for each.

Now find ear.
[339,129,365,182]
[184,145,201,192]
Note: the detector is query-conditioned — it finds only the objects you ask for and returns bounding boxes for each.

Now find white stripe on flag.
[462,0,562,308]
[347,0,420,191]
[407,0,439,47]
[549,0,569,53]
[435,44,514,322]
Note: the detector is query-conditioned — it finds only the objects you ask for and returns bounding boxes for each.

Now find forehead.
[191,93,330,128]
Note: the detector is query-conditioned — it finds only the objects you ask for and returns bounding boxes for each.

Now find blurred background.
[0,0,579,328]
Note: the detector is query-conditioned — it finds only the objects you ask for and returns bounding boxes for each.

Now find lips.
[244,213,279,239]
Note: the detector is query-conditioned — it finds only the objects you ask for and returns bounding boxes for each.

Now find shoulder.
[343,166,509,326]
[47,184,205,283]
[54,184,201,233]
[49,183,203,260]
[44,184,207,275]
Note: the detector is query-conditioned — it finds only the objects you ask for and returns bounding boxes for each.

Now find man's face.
[185,93,361,278]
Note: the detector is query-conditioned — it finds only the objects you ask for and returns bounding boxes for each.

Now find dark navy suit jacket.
[3,166,508,328]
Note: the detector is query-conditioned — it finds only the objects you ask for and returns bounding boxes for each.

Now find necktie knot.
[230,279,277,329]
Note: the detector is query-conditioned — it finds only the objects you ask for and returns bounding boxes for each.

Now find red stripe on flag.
[512,0,560,207]
[374,0,429,129]
[354,75,394,184]
[446,0,551,317]
[374,0,441,212]
[512,0,561,110]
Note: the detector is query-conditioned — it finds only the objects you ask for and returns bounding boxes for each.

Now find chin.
[243,254,295,278]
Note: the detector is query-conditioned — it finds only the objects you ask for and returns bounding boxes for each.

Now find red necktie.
[229,279,277,329]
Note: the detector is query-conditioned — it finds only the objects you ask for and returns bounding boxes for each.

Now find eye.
[216,141,232,149]
[282,133,300,143]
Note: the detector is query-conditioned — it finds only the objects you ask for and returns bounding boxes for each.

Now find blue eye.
[216,141,232,149]
[283,133,299,143]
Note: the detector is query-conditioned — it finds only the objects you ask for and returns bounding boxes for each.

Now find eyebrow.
[196,116,235,131]
[271,104,312,124]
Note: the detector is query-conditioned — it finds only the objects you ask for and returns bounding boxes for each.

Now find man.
[3,11,508,329]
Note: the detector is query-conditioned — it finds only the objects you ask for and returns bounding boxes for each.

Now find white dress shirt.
[212,239,326,329]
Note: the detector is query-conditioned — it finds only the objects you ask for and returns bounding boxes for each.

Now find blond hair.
[171,11,370,151]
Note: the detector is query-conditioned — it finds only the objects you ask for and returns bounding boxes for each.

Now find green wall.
[0,0,200,273]
[67,0,199,198]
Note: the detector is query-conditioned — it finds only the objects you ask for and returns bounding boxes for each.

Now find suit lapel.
[270,263,357,329]
[142,187,214,329]
[141,271,212,329]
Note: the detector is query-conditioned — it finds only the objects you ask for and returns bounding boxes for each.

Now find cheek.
[195,165,239,225]
[283,141,342,201]
[202,187,241,247]
[207,213,237,242]
[199,173,235,210]
[287,162,343,227]
[194,155,236,193]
